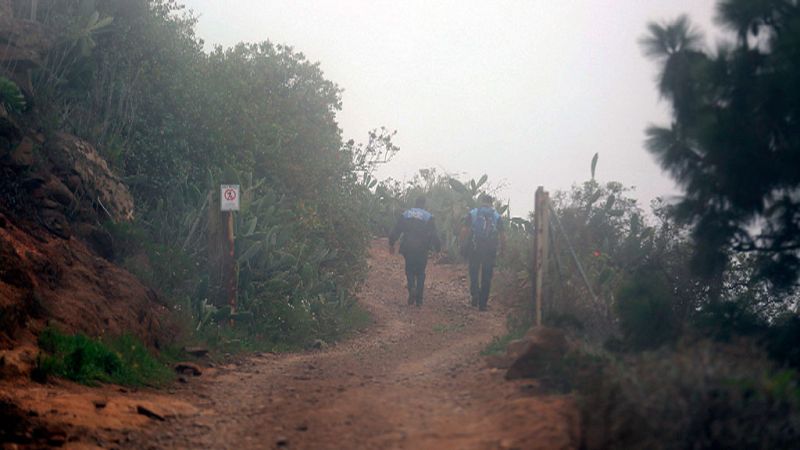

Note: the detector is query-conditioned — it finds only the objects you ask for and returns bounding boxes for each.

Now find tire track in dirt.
[120,239,579,450]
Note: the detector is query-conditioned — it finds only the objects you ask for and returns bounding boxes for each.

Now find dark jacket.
[389,208,441,256]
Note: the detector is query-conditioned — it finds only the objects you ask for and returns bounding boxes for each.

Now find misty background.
[183,0,719,215]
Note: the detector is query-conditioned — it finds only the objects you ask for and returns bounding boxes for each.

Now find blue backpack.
[470,206,500,244]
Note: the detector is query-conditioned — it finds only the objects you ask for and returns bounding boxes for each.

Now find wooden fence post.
[532,187,550,327]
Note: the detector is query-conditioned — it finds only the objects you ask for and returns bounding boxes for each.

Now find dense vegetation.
[485,1,800,447]
[642,0,800,289]
[14,0,389,350]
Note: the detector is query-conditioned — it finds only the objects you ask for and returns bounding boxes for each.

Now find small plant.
[33,328,172,387]
[0,77,26,112]
[615,271,679,350]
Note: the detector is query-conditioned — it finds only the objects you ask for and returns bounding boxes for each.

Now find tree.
[642,1,800,289]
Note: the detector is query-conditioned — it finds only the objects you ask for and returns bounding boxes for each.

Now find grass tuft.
[34,328,173,387]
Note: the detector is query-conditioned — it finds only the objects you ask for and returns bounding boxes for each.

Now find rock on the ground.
[505,327,569,381]
[174,363,202,376]
[136,405,165,422]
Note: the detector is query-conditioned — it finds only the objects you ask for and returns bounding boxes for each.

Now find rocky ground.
[1,240,578,449]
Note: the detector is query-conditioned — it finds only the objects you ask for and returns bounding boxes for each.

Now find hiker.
[389,196,441,306]
[460,194,505,311]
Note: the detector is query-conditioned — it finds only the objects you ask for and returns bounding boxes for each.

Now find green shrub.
[615,271,679,350]
[579,340,800,449]
[34,328,172,387]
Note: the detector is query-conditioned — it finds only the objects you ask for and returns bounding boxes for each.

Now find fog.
[183,0,718,214]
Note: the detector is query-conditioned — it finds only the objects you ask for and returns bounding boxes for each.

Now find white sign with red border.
[220,184,240,211]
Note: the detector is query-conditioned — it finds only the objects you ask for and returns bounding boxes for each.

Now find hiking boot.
[478,304,488,312]
[470,296,479,307]
[416,296,423,307]
[407,292,415,305]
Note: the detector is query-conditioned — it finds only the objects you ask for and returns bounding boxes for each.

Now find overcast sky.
[182,0,720,215]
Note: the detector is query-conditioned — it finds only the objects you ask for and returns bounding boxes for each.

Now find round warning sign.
[224,188,237,201]
[220,184,240,211]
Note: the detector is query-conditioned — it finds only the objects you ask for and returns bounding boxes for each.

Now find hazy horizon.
[183,0,720,215]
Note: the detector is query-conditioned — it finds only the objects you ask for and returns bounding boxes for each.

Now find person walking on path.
[460,194,505,311]
[389,197,441,306]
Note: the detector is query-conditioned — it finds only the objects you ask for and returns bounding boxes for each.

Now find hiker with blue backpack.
[389,196,441,307]
[460,194,505,311]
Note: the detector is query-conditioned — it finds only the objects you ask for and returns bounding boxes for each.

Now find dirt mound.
[0,209,171,349]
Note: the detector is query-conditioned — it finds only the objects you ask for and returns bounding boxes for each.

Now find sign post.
[220,184,239,323]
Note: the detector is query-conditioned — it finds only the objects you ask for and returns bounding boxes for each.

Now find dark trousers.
[469,250,496,308]
[404,251,428,305]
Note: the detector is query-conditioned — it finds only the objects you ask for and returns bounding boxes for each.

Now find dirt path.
[3,240,578,449]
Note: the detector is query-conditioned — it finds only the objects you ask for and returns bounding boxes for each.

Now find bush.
[579,340,800,449]
[615,271,679,350]
[34,328,172,387]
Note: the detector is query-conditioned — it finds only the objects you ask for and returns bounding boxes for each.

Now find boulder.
[44,132,134,222]
[505,327,570,381]
[174,362,202,376]
[506,338,532,359]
